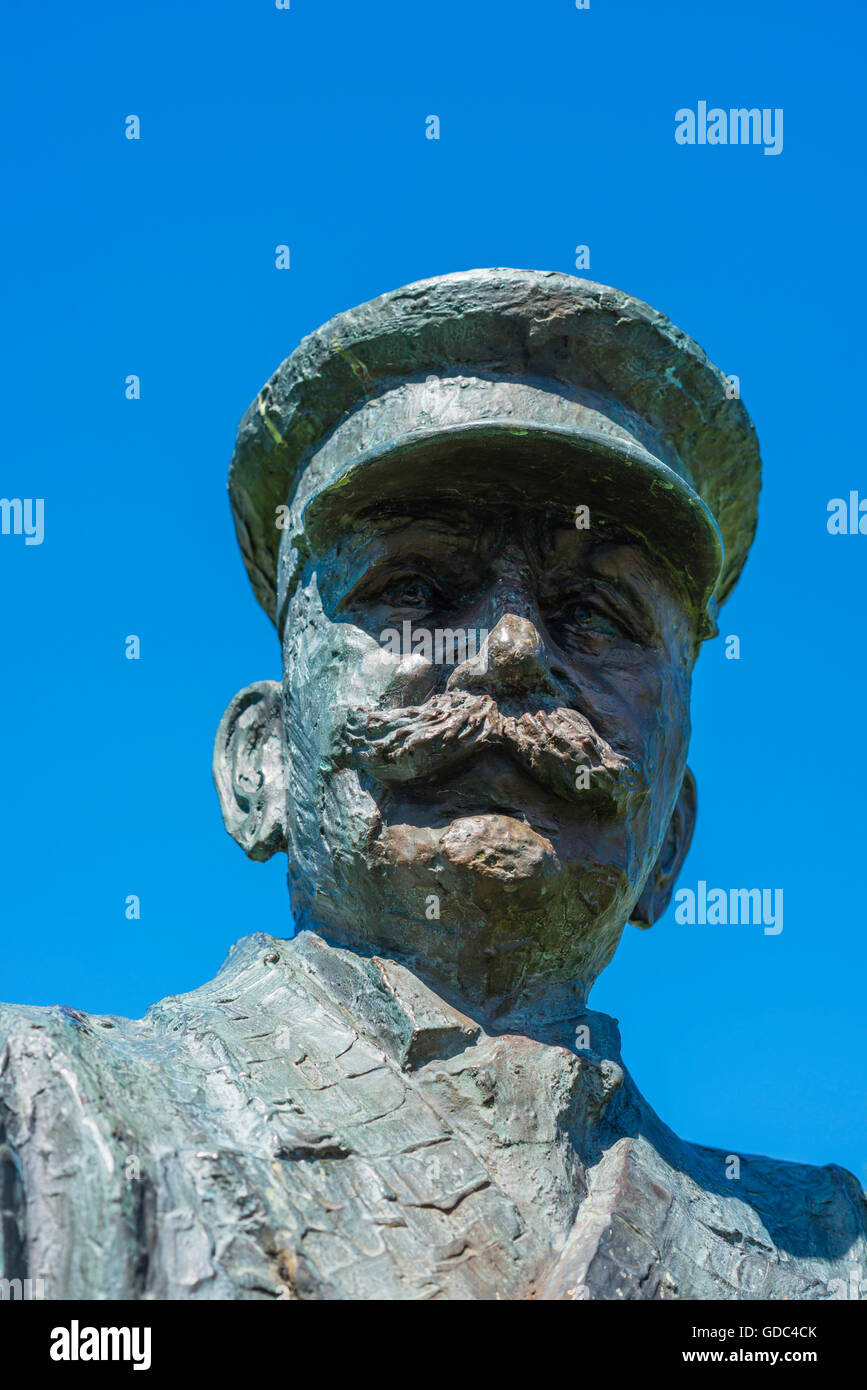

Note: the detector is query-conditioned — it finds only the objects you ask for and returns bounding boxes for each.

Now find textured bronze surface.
[2,271,862,1301]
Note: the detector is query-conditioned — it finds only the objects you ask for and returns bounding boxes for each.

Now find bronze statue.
[2,270,863,1300]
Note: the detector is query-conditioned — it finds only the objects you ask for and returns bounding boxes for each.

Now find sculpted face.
[217,272,757,1037]
[217,481,699,1033]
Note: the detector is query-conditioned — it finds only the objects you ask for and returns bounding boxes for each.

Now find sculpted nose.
[447,613,558,697]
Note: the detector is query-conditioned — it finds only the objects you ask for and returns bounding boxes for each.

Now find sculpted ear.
[629,767,697,928]
[213,681,287,861]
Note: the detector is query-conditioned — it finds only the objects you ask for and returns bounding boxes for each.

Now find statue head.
[214,270,760,1032]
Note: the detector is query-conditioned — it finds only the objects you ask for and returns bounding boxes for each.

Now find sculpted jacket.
[1,931,864,1300]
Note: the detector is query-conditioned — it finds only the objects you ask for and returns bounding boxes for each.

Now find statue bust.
[2,269,864,1301]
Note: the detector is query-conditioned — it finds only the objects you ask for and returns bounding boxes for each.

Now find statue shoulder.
[0,1001,127,1143]
[690,1140,867,1260]
[0,999,113,1069]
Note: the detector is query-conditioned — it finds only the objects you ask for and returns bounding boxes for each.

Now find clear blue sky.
[2,0,864,1182]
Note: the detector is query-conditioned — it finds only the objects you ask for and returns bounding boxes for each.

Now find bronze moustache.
[341,693,644,814]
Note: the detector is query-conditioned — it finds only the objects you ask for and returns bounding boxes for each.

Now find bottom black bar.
[2,1296,862,1375]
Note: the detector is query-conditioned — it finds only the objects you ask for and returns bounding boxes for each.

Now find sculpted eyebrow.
[342,515,482,565]
[542,550,662,635]
[332,531,481,611]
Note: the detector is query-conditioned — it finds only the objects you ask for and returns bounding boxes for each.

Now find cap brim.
[299,419,724,619]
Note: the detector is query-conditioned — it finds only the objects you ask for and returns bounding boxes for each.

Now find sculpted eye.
[379,575,438,610]
[562,604,623,640]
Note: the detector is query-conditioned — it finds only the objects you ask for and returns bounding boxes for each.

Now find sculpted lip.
[383,755,567,835]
